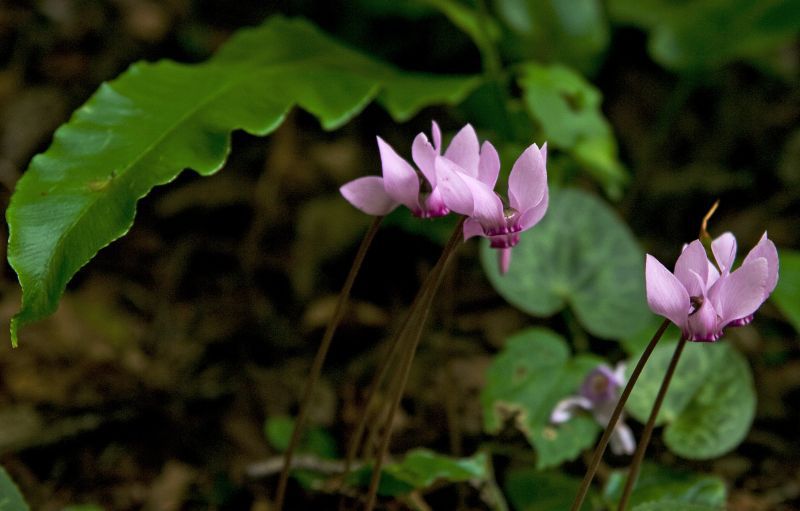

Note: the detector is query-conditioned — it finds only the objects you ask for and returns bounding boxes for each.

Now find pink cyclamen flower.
[550,363,635,455]
[645,232,778,342]
[434,142,549,274]
[340,122,493,218]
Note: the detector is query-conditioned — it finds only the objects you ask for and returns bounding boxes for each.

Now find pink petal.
[508,144,547,213]
[463,217,484,240]
[707,261,720,287]
[422,186,449,217]
[412,132,437,186]
[516,187,548,232]
[462,176,505,227]
[713,257,769,326]
[550,396,593,424]
[339,176,398,216]
[612,363,627,386]
[609,422,636,455]
[377,136,420,210]
[435,156,504,225]
[443,124,480,177]
[646,254,691,330]
[434,157,475,216]
[711,232,737,274]
[477,141,500,188]
[742,232,779,295]
[431,120,442,151]
[686,276,721,341]
[674,240,709,296]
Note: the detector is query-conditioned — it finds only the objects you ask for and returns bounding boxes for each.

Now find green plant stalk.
[569,319,671,511]
[274,215,383,511]
[363,218,465,511]
[617,336,688,511]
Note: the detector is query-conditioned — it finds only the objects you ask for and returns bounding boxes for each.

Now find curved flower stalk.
[551,363,635,455]
[646,233,778,342]
[340,122,494,218]
[435,143,549,273]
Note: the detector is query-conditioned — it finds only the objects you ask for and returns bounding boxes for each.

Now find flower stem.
[363,218,465,511]
[569,319,671,511]
[273,216,383,511]
[336,247,444,511]
[617,336,688,511]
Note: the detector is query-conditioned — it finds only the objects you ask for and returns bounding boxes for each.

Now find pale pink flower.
[551,363,635,455]
[435,143,549,273]
[645,233,778,342]
[340,122,491,218]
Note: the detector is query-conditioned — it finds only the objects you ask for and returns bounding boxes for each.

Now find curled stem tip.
[699,199,720,241]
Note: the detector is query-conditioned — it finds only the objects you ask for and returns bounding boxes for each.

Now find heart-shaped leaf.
[772,249,800,333]
[626,341,717,426]
[5,15,481,346]
[603,463,726,509]
[481,188,654,339]
[625,342,756,459]
[480,327,603,468]
[664,344,756,459]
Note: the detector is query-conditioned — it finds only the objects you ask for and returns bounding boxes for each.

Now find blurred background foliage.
[0,0,798,509]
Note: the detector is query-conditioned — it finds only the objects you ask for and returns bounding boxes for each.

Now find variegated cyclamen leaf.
[480,327,603,469]
[481,188,654,339]
[664,344,756,459]
[603,463,726,509]
[625,342,756,460]
[772,249,800,333]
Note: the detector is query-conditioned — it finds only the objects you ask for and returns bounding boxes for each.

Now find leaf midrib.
[28,68,246,305]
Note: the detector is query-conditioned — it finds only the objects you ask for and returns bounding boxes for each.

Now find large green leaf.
[626,341,717,426]
[603,463,726,510]
[481,188,654,339]
[608,0,799,71]
[480,327,603,469]
[626,342,756,459]
[6,16,481,345]
[518,63,627,197]
[664,344,756,459]
[493,0,610,74]
[505,468,593,511]
[0,466,29,511]
[421,0,502,57]
[772,249,800,333]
